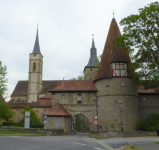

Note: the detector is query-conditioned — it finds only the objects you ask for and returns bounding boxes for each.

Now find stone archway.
[71,113,90,133]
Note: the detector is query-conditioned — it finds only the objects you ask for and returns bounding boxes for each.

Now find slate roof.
[85,37,99,69]
[48,80,97,92]
[11,81,28,96]
[94,18,133,82]
[11,80,62,96]
[32,29,41,54]
[47,103,71,117]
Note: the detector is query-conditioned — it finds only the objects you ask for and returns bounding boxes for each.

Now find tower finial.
[113,10,115,18]
[91,34,95,48]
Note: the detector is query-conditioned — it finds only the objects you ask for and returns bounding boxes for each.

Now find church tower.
[94,18,138,131]
[84,36,99,80]
[27,28,43,103]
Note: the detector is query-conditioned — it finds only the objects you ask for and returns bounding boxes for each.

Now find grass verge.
[123,145,144,150]
[154,142,159,145]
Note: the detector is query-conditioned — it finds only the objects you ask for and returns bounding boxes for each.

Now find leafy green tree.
[19,106,41,124]
[75,114,81,132]
[0,101,15,121]
[116,2,159,91]
[0,61,7,99]
[70,71,86,80]
[137,113,159,131]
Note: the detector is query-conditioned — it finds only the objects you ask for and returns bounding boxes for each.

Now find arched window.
[33,62,36,71]
[112,63,127,77]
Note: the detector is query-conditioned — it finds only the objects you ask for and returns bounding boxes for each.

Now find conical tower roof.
[32,28,41,53]
[85,37,99,69]
[94,18,133,82]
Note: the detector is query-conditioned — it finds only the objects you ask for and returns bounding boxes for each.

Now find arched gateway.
[71,114,90,132]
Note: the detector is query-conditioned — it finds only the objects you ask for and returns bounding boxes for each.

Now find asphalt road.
[0,133,159,150]
[100,136,159,150]
[0,133,106,150]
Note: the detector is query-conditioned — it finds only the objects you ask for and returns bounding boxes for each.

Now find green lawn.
[154,142,159,145]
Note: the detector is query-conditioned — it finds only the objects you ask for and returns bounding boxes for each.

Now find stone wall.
[138,94,159,121]
[84,68,98,80]
[8,103,51,123]
[51,92,97,131]
[1,128,64,135]
[95,78,139,131]
[89,131,157,139]
[44,117,71,134]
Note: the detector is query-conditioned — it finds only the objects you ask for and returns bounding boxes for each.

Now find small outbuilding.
[44,103,72,134]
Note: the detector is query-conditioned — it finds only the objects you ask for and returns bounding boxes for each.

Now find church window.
[112,63,127,77]
[33,62,36,71]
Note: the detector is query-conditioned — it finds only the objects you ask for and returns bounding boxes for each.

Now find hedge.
[2,122,44,128]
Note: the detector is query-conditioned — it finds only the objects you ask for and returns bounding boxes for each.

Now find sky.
[0,0,155,101]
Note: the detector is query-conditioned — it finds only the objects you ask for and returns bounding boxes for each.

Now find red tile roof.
[94,18,133,82]
[48,80,97,92]
[39,92,51,99]
[138,88,158,94]
[47,103,71,117]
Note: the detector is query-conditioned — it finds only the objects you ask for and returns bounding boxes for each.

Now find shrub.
[30,123,44,128]
[2,122,24,127]
[2,122,43,128]
[137,113,159,131]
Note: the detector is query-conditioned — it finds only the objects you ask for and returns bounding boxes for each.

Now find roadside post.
[25,111,30,128]
[43,110,48,135]
[93,115,98,130]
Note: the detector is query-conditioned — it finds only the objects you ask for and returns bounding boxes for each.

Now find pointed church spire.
[32,26,41,53]
[92,34,95,48]
[85,35,99,69]
[94,18,133,82]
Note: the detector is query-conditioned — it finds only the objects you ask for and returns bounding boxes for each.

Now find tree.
[0,61,7,99]
[116,2,159,91]
[0,101,15,121]
[19,106,41,124]
[137,113,159,131]
[70,71,86,80]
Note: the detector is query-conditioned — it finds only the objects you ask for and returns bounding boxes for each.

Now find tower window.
[112,63,127,77]
[33,62,36,71]
[91,69,92,71]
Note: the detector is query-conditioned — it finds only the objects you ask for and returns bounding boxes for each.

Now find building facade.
[8,18,159,132]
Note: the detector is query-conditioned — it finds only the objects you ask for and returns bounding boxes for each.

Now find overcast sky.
[0,0,155,101]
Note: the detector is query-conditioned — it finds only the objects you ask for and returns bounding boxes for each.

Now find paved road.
[0,133,159,150]
[0,134,106,150]
[100,136,159,150]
